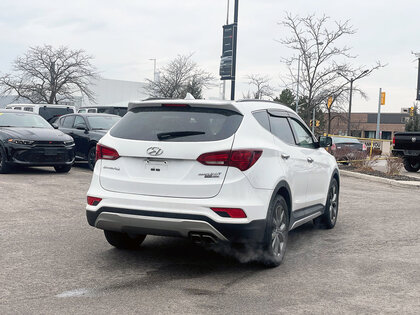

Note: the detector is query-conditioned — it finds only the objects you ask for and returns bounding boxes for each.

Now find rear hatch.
[99,103,243,198]
[394,132,420,150]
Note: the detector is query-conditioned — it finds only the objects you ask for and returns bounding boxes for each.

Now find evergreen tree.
[405,104,420,131]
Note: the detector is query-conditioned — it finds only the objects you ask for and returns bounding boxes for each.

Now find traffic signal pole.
[376,88,382,139]
[230,0,239,100]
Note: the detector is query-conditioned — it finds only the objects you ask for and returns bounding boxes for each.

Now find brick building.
[328,112,410,139]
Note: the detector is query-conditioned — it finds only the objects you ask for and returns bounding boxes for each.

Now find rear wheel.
[314,178,339,229]
[261,195,289,267]
[403,157,420,172]
[0,147,11,174]
[87,146,96,171]
[104,230,146,249]
[54,165,72,173]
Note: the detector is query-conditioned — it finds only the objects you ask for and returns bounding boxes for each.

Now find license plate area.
[44,148,58,155]
[145,159,168,172]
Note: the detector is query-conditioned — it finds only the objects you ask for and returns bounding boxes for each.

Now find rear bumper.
[86,167,272,243]
[87,207,266,243]
[392,149,420,157]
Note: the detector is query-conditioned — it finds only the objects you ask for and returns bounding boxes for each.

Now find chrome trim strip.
[289,211,322,230]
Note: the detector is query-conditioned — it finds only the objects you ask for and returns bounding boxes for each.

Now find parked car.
[57,113,121,170]
[6,104,76,125]
[77,106,127,117]
[85,99,339,267]
[392,132,420,172]
[329,136,367,162]
[0,109,75,173]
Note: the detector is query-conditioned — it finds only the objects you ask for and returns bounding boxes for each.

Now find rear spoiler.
[128,100,243,114]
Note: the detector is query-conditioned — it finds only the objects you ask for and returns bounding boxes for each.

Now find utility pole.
[347,78,354,136]
[338,69,369,136]
[412,52,420,100]
[230,0,239,100]
[376,88,382,139]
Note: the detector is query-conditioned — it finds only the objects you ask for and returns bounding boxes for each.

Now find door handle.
[281,154,290,160]
[307,157,314,163]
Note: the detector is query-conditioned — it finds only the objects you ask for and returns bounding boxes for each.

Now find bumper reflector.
[211,207,247,218]
[87,196,102,206]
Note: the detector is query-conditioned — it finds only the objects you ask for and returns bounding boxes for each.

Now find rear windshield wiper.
[157,131,205,140]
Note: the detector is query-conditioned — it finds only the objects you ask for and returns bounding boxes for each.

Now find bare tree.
[145,54,215,99]
[279,13,383,125]
[0,45,98,104]
[245,74,275,100]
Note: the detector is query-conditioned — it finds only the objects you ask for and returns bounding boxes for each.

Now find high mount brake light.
[197,150,262,171]
[211,207,247,218]
[87,196,102,206]
[96,144,120,161]
[162,104,190,107]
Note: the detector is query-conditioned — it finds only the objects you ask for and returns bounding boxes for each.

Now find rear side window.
[269,116,295,145]
[253,111,270,131]
[110,106,243,142]
[62,116,75,128]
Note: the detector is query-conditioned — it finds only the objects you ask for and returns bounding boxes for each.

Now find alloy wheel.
[329,184,338,223]
[271,204,287,257]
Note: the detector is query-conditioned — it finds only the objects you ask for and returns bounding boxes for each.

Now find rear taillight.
[362,143,367,151]
[331,144,336,151]
[96,144,120,161]
[87,196,102,206]
[197,149,262,171]
[392,137,395,145]
[211,207,247,218]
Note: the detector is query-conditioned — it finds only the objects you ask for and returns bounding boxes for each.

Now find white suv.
[86,99,339,266]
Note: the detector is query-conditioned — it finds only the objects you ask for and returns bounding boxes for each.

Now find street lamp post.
[338,70,369,136]
[149,58,157,81]
[295,55,301,113]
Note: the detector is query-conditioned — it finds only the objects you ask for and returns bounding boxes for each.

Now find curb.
[339,170,420,189]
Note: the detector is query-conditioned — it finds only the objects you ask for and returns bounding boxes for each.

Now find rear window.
[333,137,360,144]
[110,106,243,142]
[39,107,75,123]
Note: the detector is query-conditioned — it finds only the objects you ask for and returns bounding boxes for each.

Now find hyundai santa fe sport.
[86,99,339,266]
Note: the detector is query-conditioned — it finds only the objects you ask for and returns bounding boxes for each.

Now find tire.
[54,164,72,173]
[261,195,289,267]
[0,147,11,174]
[87,146,96,171]
[104,230,146,249]
[314,178,339,229]
[403,157,420,172]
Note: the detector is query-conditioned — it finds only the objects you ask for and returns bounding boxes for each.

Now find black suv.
[57,113,120,170]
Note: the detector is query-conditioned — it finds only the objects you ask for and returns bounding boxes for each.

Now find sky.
[0,0,419,113]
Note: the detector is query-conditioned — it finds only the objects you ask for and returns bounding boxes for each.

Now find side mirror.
[75,124,85,130]
[52,123,59,129]
[318,136,332,148]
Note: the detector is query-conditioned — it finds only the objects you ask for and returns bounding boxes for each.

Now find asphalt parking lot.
[1,165,419,314]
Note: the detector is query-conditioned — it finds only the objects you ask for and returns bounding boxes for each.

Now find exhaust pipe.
[202,234,217,245]
[189,232,218,245]
[190,233,202,245]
